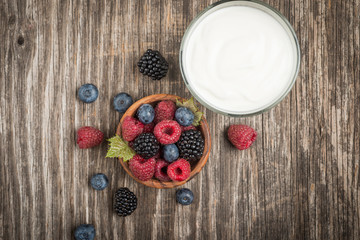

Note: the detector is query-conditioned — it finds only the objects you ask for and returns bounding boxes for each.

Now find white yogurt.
[181,4,299,115]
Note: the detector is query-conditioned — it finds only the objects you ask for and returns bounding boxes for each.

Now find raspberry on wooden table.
[76,126,104,149]
[227,124,257,150]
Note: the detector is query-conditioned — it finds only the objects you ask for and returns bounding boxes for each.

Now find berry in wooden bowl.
[106,94,211,189]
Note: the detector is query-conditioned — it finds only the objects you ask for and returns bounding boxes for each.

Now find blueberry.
[90,173,109,190]
[74,224,96,240]
[137,104,155,124]
[78,84,99,103]
[163,144,179,162]
[113,92,133,113]
[175,107,194,126]
[176,188,194,205]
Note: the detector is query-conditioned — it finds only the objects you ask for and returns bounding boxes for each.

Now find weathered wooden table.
[1,0,359,239]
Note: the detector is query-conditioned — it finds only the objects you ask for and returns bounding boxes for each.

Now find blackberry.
[114,188,137,217]
[137,49,168,80]
[133,133,160,159]
[176,130,204,160]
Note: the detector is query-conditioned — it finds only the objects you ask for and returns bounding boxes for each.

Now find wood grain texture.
[0,0,359,239]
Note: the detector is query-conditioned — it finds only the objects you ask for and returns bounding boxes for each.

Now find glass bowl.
[179,0,301,117]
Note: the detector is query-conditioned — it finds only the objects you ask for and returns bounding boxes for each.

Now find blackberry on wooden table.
[176,130,204,160]
[137,49,168,80]
[114,188,137,217]
[133,133,160,159]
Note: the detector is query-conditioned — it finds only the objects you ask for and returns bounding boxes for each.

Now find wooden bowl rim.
[116,94,211,189]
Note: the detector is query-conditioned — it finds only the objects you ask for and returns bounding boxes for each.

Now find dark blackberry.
[176,130,204,160]
[137,49,168,80]
[133,133,160,159]
[114,188,137,217]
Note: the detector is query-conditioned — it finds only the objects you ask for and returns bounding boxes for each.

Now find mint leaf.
[106,135,135,162]
[176,97,204,126]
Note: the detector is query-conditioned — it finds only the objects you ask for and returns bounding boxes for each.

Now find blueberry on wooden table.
[90,173,109,191]
[74,224,96,240]
[176,188,194,205]
[78,84,98,103]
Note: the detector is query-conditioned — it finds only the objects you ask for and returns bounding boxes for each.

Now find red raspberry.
[143,122,155,133]
[154,120,181,144]
[129,155,156,181]
[181,125,197,132]
[154,159,171,182]
[227,124,257,150]
[77,126,104,149]
[167,159,191,181]
[122,116,144,142]
[154,100,176,123]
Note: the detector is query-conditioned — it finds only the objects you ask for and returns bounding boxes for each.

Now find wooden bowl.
[116,94,211,189]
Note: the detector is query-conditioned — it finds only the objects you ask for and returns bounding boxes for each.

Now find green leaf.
[176,97,204,126]
[106,135,135,162]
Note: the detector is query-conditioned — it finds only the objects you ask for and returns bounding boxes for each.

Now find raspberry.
[77,126,104,149]
[227,124,257,150]
[122,116,144,142]
[154,100,176,123]
[154,159,171,182]
[129,155,156,181]
[143,122,155,133]
[154,120,181,144]
[181,125,197,132]
[167,159,191,181]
